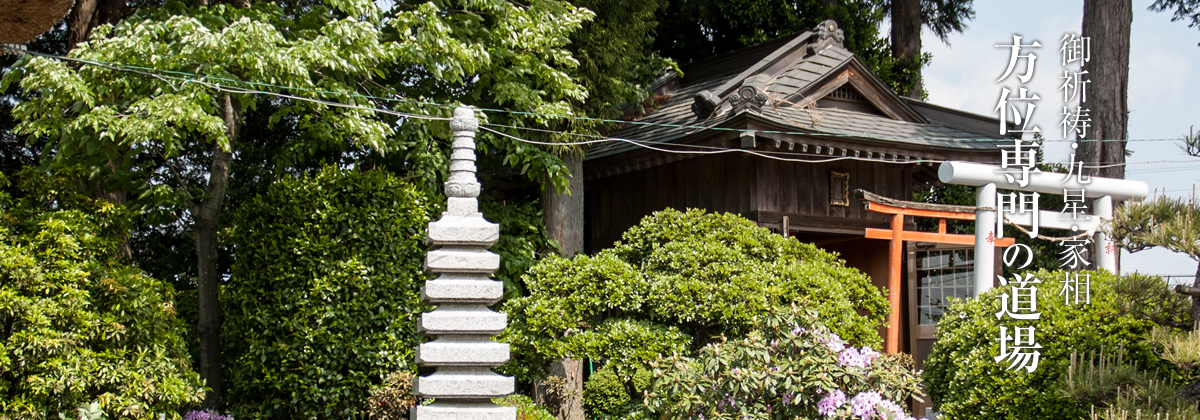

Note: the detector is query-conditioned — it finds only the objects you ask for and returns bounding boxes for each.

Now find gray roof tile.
[587,29,1008,161]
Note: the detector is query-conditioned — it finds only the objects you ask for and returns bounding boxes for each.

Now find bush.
[0,170,202,418]
[502,208,888,415]
[494,395,557,420]
[643,309,924,419]
[222,168,429,418]
[923,270,1179,419]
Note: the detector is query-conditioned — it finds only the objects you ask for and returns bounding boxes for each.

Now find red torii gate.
[855,190,1015,354]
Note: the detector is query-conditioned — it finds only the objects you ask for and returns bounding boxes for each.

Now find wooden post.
[887,213,903,354]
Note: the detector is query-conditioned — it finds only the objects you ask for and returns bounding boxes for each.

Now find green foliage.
[222,168,429,418]
[652,0,925,96]
[642,310,923,419]
[923,270,1179,420]
[1112,273,1193,330]
[494,395,557,420]
[1110,194,1200,259]
[1150,0,1200,39]
[583,365,632,415]
[565,0,674,123]
[0,170,202,418]
[502,208,887,407]
[480,197,558,301]
[366,371,417,420]
[918,0,977,43]
[1058,348,1200,419]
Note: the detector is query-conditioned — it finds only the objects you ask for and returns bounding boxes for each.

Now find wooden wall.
[751,152,909,234]
[585,148,920,251]
[586,153,758,252]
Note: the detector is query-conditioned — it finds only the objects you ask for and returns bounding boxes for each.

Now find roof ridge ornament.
[730,74,770,114]
[809,19,845,55]
[691,90,719,119]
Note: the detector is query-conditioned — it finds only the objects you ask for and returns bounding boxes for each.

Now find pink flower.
[849,391,881,418]
[816,389,846,417]
[838,348,870,368]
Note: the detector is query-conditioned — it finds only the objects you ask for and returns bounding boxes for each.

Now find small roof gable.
[592,20,1012,160]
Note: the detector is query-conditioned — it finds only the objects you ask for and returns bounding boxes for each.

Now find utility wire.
[12,49,1200,170]
[16,50,1195,144]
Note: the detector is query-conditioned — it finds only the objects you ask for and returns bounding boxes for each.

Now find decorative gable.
[781,61,927,124]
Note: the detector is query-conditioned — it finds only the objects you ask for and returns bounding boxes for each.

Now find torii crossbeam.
[856,189,1015,354]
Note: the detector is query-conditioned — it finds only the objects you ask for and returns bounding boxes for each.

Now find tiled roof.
[588,24,1010,160]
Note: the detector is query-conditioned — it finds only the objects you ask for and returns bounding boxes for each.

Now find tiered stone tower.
[412,107,515,419]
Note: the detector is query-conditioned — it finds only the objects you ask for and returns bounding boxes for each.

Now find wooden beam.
[866,228,1015,247]
[863,201,978,220]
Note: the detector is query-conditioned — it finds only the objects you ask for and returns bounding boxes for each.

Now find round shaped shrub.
[502,208,888,408]
[583,365,631,415]
[923,269,1176,419]
[223,168,429,418]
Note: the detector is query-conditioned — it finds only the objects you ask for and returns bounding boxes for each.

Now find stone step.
[422,276,504,304]
[417,340,509,366]
[425,249,499,274]
[414,368,514,399]
[419,306,506,335]
[411,402,516,420]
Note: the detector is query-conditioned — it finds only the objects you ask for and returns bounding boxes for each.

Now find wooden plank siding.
[585,150,927,252]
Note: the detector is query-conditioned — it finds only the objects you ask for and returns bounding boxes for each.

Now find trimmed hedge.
[223,168,429,418]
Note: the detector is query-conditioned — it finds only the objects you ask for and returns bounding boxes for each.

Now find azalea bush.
[502,208,888,414]
[643,310,924,419]
[923,270,1178,419]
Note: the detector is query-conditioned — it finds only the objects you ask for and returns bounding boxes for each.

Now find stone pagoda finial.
[412,107,515,420]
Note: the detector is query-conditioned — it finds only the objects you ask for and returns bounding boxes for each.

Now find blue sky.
[918,1,1200,280]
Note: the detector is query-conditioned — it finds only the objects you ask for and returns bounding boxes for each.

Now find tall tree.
[534,1,672,417]
[889,0,975,99]
[653,0,887,65]
[5,0,595,409]
[1079,0,1132,180]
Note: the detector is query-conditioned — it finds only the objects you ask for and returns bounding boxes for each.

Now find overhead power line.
[8,49,1200,170]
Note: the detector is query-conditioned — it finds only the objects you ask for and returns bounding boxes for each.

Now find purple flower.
[826,332,846,353]
[817,389,846,417]
[184,410,234,420]
[849,392,882,418]
[782,391,796,405]
[860,346,881,364]
[838,348,870,368]
[877,399,905,419]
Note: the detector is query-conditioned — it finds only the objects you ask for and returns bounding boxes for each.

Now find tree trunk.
[891,0,923,99]
[1192,261,1200,329]
[1079,0,1131,180]
[66,0,133,47]
[197,94,238,409]
[538,154,585,420]
[542,154,585,257]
